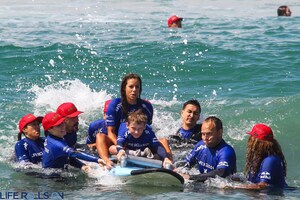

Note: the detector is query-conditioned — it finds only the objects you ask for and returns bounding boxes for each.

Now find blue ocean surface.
[1,0,300,199]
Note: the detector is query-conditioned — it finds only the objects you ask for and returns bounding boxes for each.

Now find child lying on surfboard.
[113,109,173,168]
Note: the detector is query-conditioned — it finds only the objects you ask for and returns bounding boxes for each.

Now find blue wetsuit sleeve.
[156,145,167,160]
[106,98,119,127]
[69,151,99,163]
[216,146,237,175]
[116,123,127,152]
[148,127,166,159]
[69,157,85,169]
[190,168,228,182]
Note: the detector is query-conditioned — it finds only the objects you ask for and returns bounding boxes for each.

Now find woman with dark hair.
[230,124,287,189]
[15,114,45,164]
[96,73,153,169]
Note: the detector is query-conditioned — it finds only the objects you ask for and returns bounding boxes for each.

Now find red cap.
[19,114,43,133]
[56,102,83,118]
[103,99,112,113]
[42,112,66,131]
[247,124,274,141]
[168,15,183,27]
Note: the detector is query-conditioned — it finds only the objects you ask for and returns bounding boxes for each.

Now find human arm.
[189,168,229,182]
[95,133,114,169]
[142,99,153,125]
[226,182,269,190]
[116,123,127,153]
[107,126,117,145]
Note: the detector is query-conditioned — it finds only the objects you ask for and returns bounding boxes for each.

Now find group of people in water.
[15,73,287,190]
[168,5,292,29]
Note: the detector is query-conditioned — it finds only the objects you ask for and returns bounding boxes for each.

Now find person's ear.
[216,128,222,135]
[22,126,28,134]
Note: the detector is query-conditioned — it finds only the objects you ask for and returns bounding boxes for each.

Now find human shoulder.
[143,125,155,135]
[110,98,122,106]
[15,139,27,148]
[193,140,206,151]
[89,119,105,130]
[262,155,282,166]
[141,99,152,106]
[45,135,65,148]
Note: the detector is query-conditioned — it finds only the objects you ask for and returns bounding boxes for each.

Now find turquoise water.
[1,0,300,199]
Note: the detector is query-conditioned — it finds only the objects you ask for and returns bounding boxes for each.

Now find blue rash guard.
[168,124,202,149]
[185,139,236,176]
[42,134,99,169]
[116,123,167,160]
[86,119,107,144]
[106,98,153,134]
[248,155,287,187]
[15,137,45,164]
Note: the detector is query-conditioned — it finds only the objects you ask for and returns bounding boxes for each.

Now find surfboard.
[109,166,184,187]
[109,155,183,186]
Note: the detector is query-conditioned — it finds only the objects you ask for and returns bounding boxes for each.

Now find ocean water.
[1,0,300,199]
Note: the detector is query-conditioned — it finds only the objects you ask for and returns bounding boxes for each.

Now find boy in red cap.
[227,124,287,189]
[15,114,44,164]
[42,112,104,171]
[56,102,83,149]
[168,15,183,28]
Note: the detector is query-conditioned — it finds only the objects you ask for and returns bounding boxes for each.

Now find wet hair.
[18,132,23,141]
[120,73,142,120]
[127,109,148,125]
[182,99,201,113]
[244,136,287,178]
[277,5,289,16]
[203,116,223,131]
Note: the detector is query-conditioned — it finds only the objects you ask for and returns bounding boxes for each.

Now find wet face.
[49,122,66,138]
[127,122,146,139]
[64,116,79,133]
[125,78,140,104]
[170,20,182,28]
[201,121,222,148]
[285,7,292,16]
[23,120,41,140]
[181,104,200,128]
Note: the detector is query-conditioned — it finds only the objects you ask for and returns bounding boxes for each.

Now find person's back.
[87,119,106,145]
[249,155,286,187]
[15,137,44,164]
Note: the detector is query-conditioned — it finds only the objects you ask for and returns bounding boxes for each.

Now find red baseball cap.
[168,15,183,27]
[56,102,83,118]
[19,114,43,133]
[247,124,274,141]
[103,99,112,113]
[42,112,66,131]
